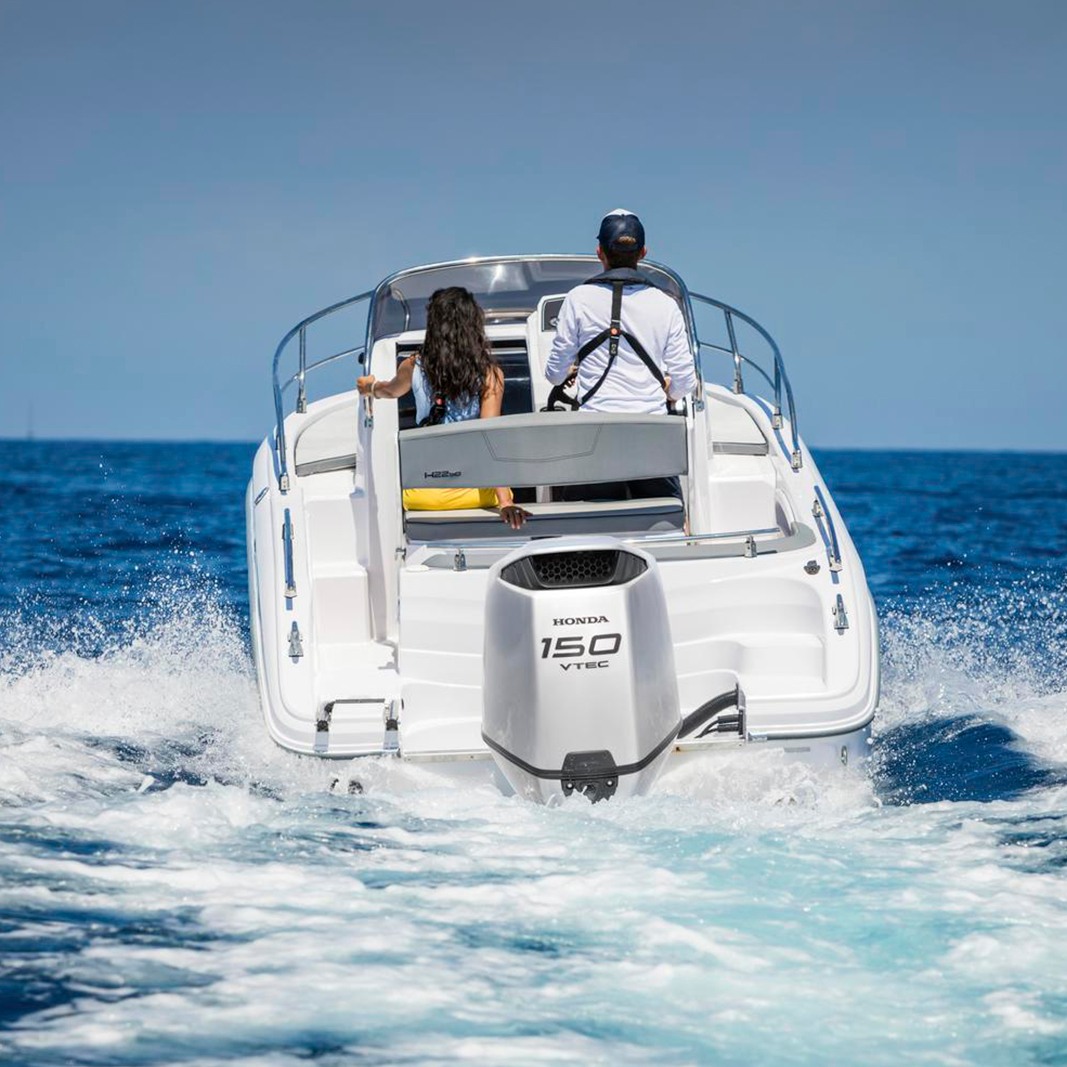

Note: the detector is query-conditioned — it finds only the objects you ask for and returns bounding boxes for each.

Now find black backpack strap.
[413,350,449,427]
[618,329,666,389]
[579,281,625,406]
[573,327,610,367]
[572,268,660,369]
[577,280,668,407]
[417,393,447,427]
[582,267,663,290]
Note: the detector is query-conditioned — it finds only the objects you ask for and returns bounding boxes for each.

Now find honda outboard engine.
[482,538,681,803]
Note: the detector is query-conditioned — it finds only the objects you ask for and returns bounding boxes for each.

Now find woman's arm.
[357,354,416,399]
[478,364,504,419]
[479,366,528,529]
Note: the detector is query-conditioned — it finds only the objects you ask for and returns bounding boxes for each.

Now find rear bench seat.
[405,498,684,541]
[399,412,688,542]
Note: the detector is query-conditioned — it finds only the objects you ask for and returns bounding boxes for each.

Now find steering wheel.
[542,381,580,412]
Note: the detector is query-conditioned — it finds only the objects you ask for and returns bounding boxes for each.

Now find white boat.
[247,255,879,801]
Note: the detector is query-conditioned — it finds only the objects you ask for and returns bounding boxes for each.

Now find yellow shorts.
[402,487,499,511]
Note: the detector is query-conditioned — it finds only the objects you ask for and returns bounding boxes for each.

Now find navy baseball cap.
[597,208,645,253]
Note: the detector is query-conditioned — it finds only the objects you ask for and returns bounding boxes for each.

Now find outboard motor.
[482,538,681,803]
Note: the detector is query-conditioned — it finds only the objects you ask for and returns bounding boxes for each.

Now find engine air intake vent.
[501,550,647,590]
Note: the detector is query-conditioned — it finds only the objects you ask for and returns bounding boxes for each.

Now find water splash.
[2,567,1067,1064]
[872,575,1067,803]
[0,574,277,808]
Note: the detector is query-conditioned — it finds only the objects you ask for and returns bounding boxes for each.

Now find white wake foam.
[2,583,1066,1064]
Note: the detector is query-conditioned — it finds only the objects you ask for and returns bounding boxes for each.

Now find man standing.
[545,208,697,500]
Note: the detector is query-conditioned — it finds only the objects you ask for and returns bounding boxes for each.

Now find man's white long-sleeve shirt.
[545,282,697,413]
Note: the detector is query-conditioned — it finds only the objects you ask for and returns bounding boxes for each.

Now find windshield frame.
[364,254,696,349]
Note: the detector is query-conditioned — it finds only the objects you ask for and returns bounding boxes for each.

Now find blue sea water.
[1,441,1066,1066]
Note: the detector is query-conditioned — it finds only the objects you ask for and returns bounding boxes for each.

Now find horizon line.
[2,435,1065,457]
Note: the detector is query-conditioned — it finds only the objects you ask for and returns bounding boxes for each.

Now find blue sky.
[1,0,1064,448]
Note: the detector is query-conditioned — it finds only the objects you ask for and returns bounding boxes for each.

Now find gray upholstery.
[404,497,684,542]
[399,412,688,490]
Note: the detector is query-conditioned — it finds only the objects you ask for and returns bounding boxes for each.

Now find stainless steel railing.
[812,484,843,572]
[272,290,373,490]
[688,293,802,470]
[269,274,803,491]
[409,523,804,572]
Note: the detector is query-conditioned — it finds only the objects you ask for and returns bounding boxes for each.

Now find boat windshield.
[369,256,686,342]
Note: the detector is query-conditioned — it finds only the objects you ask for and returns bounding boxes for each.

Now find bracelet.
[370,380,378,399]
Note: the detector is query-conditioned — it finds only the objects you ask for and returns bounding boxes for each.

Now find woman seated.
[357,286,528,529]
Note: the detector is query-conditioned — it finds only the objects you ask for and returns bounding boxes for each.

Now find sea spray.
[2,445,1067,1064]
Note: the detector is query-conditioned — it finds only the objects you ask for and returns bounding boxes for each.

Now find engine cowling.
[482,538,680,803]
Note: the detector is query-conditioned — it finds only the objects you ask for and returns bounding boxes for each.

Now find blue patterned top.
[411,360,481,424]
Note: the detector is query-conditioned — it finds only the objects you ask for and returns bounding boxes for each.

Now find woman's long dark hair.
[420,287,497,401]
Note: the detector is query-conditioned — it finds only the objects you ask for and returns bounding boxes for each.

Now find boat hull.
[249,255,881,802]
